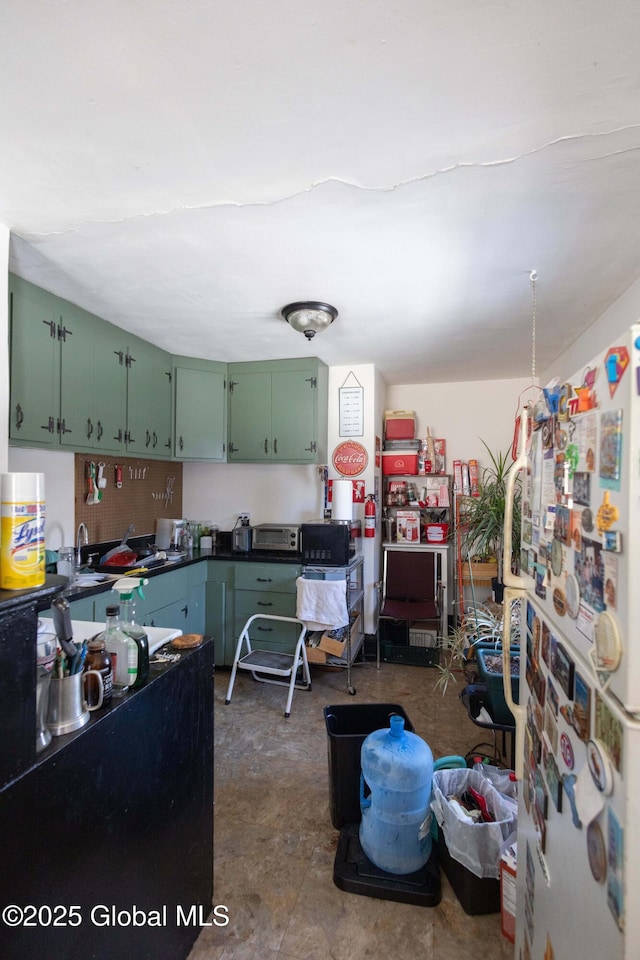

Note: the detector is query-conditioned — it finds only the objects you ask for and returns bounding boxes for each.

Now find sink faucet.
[76,522,89,566]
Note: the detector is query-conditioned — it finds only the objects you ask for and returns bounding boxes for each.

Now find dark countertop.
[25,637,214,776]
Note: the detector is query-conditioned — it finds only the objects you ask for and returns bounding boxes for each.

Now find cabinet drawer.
[234,563,300,593]
[235,613,302,651]
[235,590,296,620]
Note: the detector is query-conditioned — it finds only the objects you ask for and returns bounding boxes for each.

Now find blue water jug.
[359,714,434,874]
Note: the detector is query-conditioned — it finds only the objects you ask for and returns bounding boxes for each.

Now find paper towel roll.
[332,479,353,521]
[156,518,172,550]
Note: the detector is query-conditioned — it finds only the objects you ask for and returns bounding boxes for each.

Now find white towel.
[296,577,349,631]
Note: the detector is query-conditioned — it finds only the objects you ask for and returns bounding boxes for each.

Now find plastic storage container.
[383,411,416,440]
[359,715,434,874]
[382,451,419,476]
[475,648,520,725]
[323,703,414,829]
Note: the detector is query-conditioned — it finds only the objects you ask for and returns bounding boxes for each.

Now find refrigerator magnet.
[560,732,575,769]
[581,507,594,532]
[564,574,580,619]
[591,610,622,675]
[586,739,614,795]
[586,820,607,883]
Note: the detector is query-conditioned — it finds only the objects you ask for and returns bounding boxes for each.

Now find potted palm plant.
[458,442,522,602]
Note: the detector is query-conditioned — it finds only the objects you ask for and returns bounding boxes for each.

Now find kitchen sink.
[39,618,182,655]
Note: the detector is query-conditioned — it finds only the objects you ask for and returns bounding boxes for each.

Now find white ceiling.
[3,0,640,385]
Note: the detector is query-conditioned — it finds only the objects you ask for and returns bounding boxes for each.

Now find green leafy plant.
[458,441,522,582]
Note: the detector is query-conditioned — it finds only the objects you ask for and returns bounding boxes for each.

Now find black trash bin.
[323,703,414,829]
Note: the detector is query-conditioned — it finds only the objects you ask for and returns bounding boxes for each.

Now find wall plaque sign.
[332,440,368,477]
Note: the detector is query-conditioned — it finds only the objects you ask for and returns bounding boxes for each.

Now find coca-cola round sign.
[332,441,368,477]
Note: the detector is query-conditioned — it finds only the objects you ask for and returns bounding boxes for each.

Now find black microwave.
[300,520,361,566]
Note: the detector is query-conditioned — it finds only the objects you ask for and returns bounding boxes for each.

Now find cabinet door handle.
[15,403,24,430]
[96,421,103,441]
[305,441,317,453]
[58,418,72,435]
[181,605,188,617]
[126,430,134,444]
[179,435,184,452]
[145,430,151,447]
[86,417,94,439]
[40,415,55,434]
[257,626,273,632]
[256,577,273,583]
[113,428,123,443]
[274,438,278,454]
[152,431,158,448]
[114,349,124,365]
[164,437,171,449]
[257,601,273,607]
[264,438,268,454]
[43,319,56,338]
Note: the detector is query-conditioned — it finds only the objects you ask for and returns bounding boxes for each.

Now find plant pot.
[475,647,520,726]
[461,560,498,585]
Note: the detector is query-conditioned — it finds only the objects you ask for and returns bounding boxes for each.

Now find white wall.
[8,447,76,550]
[540,274,640,383]
[385,376,530,473]
[0,225,8,475]
[182,461,323,529]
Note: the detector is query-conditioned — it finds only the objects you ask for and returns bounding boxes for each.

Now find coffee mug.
[46,670,104,736]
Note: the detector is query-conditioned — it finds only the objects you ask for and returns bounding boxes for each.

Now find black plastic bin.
[323,703,414,829]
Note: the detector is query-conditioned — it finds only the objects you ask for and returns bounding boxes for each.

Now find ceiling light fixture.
[281,301,338,340]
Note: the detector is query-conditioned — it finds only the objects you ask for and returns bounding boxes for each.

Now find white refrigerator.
[501,324,640,959]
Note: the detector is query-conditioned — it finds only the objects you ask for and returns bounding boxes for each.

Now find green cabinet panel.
[88,318,128,452]
[9,279,60,444]
[234,562,300,593]
[205,566,230,667]
[40,595,97,623]
[174,358,227,461]
[227,359,328,464]
[227,371,271,460]
[126,334,172,458]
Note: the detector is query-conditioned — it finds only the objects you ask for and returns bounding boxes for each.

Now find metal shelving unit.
[301,554,365,695]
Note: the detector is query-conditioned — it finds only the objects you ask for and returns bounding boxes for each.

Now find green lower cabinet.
[206,579,228,666]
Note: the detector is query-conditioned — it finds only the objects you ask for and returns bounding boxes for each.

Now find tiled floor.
[189,658,515,960]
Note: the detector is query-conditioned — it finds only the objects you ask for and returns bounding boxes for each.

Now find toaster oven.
[300,520,361,566]
[252,523,300,552]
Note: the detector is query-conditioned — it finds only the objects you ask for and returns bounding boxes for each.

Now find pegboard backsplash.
[74,454,183,544]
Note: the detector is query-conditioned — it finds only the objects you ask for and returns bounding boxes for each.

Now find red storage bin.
[382,451,419,476]
[425,523,449,543]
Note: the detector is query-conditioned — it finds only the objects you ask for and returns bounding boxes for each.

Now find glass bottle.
[84,634,113,706]
[118,589,150,690]
[101,604,135,697]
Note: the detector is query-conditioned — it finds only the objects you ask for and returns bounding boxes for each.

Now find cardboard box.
[500,845,517,943]
[396,510,421,542]
[319,615,361,658]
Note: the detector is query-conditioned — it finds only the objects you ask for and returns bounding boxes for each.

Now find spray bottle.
[111,578,150,690]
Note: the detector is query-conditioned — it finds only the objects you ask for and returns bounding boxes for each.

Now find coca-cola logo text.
[332,441,368,477]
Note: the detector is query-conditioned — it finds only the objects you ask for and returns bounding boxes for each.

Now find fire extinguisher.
[364,494,376,538]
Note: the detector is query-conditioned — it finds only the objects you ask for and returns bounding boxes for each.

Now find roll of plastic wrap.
[1,472,46,590]
[331,479,353,521]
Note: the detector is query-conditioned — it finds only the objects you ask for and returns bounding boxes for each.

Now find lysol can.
[0,472,46,589]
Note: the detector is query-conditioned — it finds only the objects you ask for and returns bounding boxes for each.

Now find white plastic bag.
[430,768,517,880]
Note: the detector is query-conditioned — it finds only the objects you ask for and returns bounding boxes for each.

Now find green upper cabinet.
[173,357,227,461]
[227,358,328,463]
[126,334,172,458]
[9,275,125,452]
[9,276,63,445]
[9,275,171,458]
